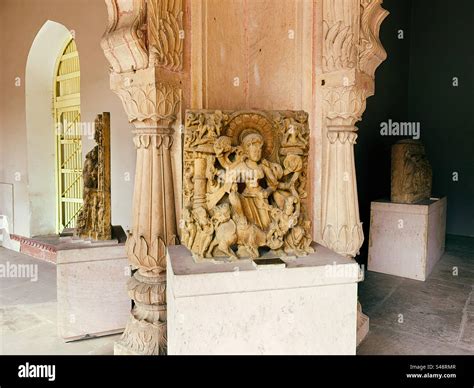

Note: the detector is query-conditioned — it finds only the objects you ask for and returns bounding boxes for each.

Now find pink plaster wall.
[0,0,135,236]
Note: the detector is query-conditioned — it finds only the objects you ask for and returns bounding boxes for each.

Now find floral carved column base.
[115,271,167,355]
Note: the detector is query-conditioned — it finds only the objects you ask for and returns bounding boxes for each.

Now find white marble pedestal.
[167,244,362,355]
[368,197,447,281]
[57,245,130,340]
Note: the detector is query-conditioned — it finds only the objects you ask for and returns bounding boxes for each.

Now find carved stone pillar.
[319,0,388,345]
[320,0,388,258]
[101,0,184,355]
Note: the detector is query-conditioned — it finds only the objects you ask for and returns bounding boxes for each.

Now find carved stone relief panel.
[391,140,432,204]
[182,110,313,260]
[76,113,112,240]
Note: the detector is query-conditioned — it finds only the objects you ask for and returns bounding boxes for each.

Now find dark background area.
[356,0,474,265]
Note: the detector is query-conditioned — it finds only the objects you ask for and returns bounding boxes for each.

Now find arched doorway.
[25,21,82,237]
[53,38,83,233]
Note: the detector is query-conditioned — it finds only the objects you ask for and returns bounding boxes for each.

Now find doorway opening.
[53,38,83,233]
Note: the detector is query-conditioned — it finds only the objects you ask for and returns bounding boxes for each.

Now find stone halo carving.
[226,112,276,161]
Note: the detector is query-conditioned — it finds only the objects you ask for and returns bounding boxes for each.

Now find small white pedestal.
[368,197,447,281]
[57,245,130,340]
[167,244,361,355]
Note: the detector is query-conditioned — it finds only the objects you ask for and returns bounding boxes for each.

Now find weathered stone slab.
[57,245,130,340]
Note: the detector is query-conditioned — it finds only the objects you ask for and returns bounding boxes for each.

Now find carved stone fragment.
[182,110,313,261]
[391,140,432,204]
[76,113,112,240]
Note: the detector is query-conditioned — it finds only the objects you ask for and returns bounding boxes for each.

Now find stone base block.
[167,244,362,355]
[356,303,369,346]
[0,215,20,252]
[57,245,130,340]
[368,197,447,281]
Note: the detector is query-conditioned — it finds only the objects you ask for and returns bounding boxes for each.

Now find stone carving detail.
[182,110,313,261]
[76,113,112,240]
[101,0,149,73]
[391,140,432,204]
[323,19,356,72]
[359,0,389,78]
[115,81,180,125]
[117,272,167,355]
[323,86,368,127]
[101,0,184,74]
[148,0,184,71]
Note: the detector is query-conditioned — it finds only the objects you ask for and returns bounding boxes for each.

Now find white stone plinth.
[0,215,20,252]
[167,244,361,355]
[368,197,447,281]
[57,245,130,340]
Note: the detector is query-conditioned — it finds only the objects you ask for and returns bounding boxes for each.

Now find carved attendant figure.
[229,132,281,230]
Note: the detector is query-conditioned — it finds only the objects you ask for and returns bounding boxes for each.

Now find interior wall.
[0,0,135,237]
[191,0,319,236]
[25,21,72,236]
[202,0,312,111]
[408,0,474,237]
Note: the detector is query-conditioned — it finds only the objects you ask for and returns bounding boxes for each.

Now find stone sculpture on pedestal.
[99,0,390,353]
[76,112,112,240]
[183,110,313,261]
[391,140,432,204]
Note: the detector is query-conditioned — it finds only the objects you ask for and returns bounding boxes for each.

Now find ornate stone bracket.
[320,0,388,257]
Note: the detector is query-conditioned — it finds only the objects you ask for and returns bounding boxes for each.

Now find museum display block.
[368,197,447,281]
[57,244,130,340]
[0,215,20,252]
[167,244,362,355]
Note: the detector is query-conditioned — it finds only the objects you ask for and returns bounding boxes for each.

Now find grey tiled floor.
[358,235,474,355]
[0,247,120,355]
[1,235,472,355]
